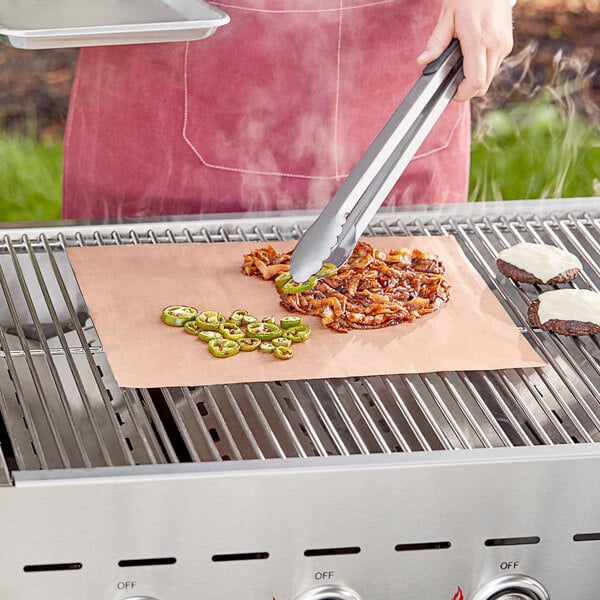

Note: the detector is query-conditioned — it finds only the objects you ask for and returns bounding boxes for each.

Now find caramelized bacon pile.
[242,241,451,332]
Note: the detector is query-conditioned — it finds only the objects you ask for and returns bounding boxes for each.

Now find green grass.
[0,99,598,222]
[0,131,63,222]
[470,99,600,201]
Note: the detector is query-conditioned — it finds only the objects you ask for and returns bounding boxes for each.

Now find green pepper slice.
[197,330,224,343]
[316,262,338,279]
[285,324,311,343]
[259,342,275,353]
[161,305,198,327]
[276,270,318,293]
[261,315,276,324]
[280,315,302,329]
[229,309,249,325]
[196,310,225,331]
[272,336,292,348]
[274,346,295,360]
[274,272,292,287]
[280,275,318,294]
[218,321,245,341]
[238,337,260,352]
[246,321,282,341]
[184,320,201,335]
[208,338,240,358]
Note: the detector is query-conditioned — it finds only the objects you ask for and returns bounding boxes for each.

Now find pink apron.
[62,0,470,220]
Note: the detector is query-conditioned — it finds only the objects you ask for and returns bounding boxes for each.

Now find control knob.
[491,595,537,600]
[472,575,550,600]
[294,584,363,600]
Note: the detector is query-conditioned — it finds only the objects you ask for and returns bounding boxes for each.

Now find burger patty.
[527,300,600,336]
[497,258,580,286]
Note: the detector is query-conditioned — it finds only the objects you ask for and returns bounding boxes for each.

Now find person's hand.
[417,0,514,102]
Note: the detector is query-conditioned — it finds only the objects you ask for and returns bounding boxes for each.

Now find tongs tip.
[289,213,346,282]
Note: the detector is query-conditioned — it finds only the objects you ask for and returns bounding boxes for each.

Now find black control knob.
[472,575,550,600]
[294,585,363,600]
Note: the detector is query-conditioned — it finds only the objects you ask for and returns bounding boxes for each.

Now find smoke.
[470,40,599,201]
[472,40,598,123]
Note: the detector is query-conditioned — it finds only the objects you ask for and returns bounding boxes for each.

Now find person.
[62,0,515,220]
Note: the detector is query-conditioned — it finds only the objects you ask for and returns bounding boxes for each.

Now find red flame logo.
[452,587,464,600]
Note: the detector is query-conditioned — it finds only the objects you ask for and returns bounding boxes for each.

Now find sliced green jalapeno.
[272,336,292,348]
[274,346,294,360]
[279,275,318,294]
[208,338,240,358]
[165,305,307,360]
[162,305,198,327]
[229,309,249,325]
[280,315,302,329]
[275,272,318,294]
[196,310,225,331]
[274,272,292,287]
[197,330,224,343]
[285,324,311,343]
[316,263,338,279]
[238,337,260,352]
[184,320,201,335]
[246,321,282,341]
[259,342,275,353]
[218,321,245,341]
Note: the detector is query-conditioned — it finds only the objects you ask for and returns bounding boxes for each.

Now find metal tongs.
[289,39,464,283]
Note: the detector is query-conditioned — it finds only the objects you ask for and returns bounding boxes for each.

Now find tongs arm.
[289,40,464,283]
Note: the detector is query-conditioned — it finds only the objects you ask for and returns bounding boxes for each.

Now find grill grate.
[1,199,600,479]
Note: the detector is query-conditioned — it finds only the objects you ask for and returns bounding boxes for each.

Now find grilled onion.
[242,241,451,332]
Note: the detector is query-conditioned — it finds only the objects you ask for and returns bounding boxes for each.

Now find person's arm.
[417,0,515,102]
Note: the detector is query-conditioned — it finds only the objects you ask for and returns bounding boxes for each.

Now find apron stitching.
[182,41,343,180]
[181,16,462,179]
[412,106,464,161]
[211,0,400,14]
[334,0,344,179]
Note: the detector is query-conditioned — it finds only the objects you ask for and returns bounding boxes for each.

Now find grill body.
[1,198,600,599]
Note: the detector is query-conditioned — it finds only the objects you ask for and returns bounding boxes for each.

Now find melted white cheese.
[537,289,600,325]
[498,242,582,283]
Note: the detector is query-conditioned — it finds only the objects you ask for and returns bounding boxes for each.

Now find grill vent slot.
[23,562,83,573]
[212,552,269,562]
[573,533,600,542]
[118,557,177,567]
[484,536,540,547]
[395,541,451,552]
[304,546,361,557]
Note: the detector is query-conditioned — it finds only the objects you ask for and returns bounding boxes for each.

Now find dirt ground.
[0,0,598,139]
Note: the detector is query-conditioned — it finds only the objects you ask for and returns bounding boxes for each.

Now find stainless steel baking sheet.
[0,0,229,49]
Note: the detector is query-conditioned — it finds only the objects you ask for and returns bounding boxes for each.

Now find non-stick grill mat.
[65,236,543,389]
[0,199,599,475]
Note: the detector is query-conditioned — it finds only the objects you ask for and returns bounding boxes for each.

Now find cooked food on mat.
[161,305,199,327]
[242,241,451,332]
[528,289,600,336]
[496,242,582,285]
[160,307,310,359]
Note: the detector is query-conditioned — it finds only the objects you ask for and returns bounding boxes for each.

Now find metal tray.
[0,0,229,49]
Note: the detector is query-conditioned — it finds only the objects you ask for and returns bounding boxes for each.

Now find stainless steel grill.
[3,198,600,600]
[1,197,600,478]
